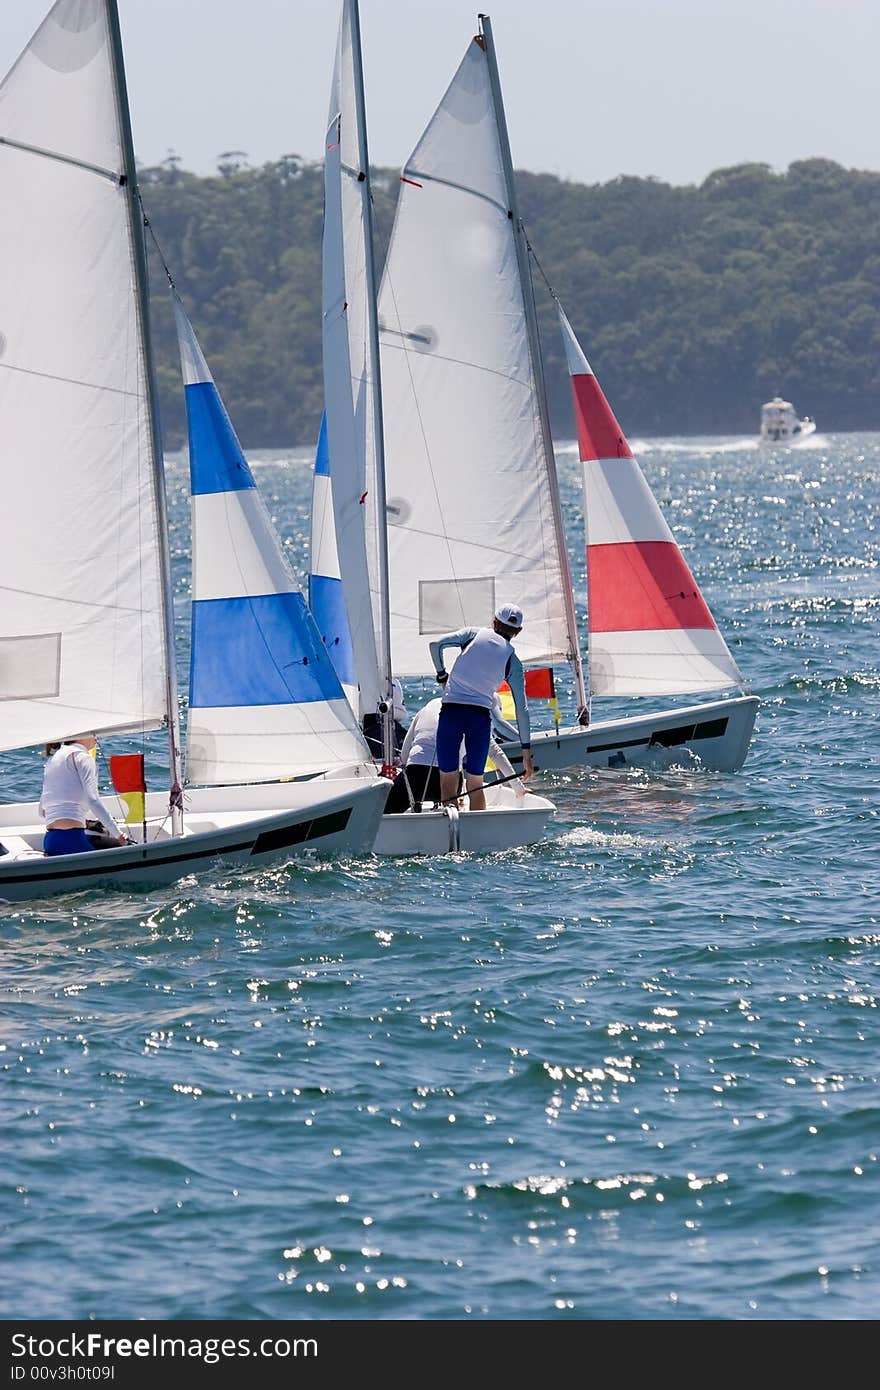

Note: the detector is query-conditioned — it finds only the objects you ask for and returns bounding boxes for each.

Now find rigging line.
[0,359,139,399]
[298,709,369,769]
[139,193,176,289]
[524,233,558,302]
[0,583,163,617]
[98,744,129,823]
[0,135,121,185]
[381,339,532,390]
[381,522,544,566]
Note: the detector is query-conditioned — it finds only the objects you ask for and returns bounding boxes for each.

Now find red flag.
[524,667,556,700]
[109,754,146,793]
[109,754,147,826]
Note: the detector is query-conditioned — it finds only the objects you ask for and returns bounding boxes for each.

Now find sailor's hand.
[521,749,534,781]
[435,670,448,686]
[116,834,128,846]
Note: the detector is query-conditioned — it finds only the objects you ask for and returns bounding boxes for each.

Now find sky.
[1,0,878,187]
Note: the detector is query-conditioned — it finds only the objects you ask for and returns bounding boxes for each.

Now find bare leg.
[464,774,486,811]
[440,770,461,805]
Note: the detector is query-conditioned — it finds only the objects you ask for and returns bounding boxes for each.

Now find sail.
[175,300,371,784]
[321,0,383,716]
[0,0,168,752]
[558,305,744,697]
[376,35,570,677]
[309,411,357,708]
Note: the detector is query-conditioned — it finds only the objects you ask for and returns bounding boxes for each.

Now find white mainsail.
[309,11,754,780]
[558,305,744,697]
[321,0,384,718]
[376,34,572,677]
[0,0,168,752]
[0,0,394,900]
[175,302,371,785]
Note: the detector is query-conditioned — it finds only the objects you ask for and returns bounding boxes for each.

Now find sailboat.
[315,0,555,855]
[372,15,759,776]
[0,0,388,904]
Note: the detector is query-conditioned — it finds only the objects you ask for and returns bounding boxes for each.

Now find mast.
[348,0,395,768]
[479,14,590,721]
[105,0,183,830]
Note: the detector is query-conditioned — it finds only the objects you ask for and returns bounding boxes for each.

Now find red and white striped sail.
[558,306,743,697]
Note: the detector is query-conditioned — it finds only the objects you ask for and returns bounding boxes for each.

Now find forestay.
[376,36,570,677]
[0,0,168,751]
[175,300,371,784]
[558,305,744,697]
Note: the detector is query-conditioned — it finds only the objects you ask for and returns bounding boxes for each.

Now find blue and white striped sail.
[174,299,371,785]
[309,412,357,710]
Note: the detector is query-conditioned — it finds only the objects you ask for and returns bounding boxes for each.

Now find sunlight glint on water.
[1,433,877,1320]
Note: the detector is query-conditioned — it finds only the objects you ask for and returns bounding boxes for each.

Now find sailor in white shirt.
[383,697,447,813]
[428,604,534,811]
[40,735,126,856]
[384,696,524,813]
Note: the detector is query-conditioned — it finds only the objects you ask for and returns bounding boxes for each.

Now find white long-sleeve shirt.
[399,699,443,768]
[428,626,531,748]
[39,744,120,836]
[400,697,522,788]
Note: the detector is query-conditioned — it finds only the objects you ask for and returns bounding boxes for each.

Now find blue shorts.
[437,702,491,776]
[44,827,95,857]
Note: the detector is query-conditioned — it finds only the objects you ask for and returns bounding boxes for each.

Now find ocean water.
[1,432,877,1322]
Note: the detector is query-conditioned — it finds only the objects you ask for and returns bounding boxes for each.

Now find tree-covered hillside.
[141,155,880,448]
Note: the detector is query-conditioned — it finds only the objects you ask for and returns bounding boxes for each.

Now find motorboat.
[760,396,816,443]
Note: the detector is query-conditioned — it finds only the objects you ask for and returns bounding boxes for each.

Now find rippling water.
[2,433,877,1321]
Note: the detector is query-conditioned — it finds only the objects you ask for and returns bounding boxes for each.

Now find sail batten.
[558,304,744,698]
[176,298,371,785]
[0,133,120,182]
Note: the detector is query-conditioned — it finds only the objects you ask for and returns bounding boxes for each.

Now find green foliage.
[141,156,880,445]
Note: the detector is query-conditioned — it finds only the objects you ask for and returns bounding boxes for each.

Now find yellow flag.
[497,686,516,721]
[119,791,145,825]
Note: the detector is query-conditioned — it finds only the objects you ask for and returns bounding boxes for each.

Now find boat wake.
[630,437,759,455]
[558,825,657,851]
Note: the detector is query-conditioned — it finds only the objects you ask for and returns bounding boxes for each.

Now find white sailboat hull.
[373,784,556,856]
[496,695,759,775]
[0,777,389,904]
